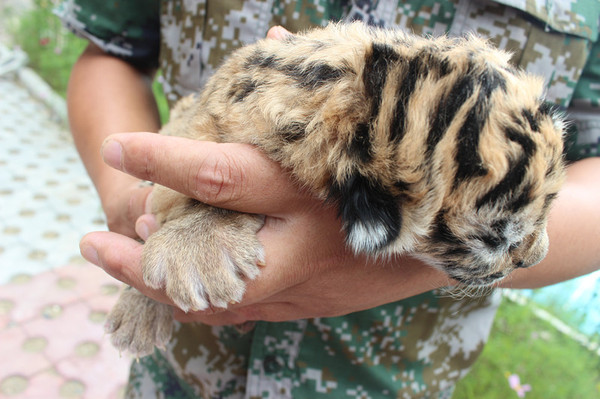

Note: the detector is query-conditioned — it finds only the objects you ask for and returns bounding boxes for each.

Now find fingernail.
[81,243,101,267]
[269,26,292,40]
[144,191,153,214]
[101,139,123,170]
[136,214,158,241]
[136,220,150,241]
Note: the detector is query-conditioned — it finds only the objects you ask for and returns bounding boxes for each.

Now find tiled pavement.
[0,62,132,397]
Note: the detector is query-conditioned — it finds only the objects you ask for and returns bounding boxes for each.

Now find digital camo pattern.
[57,0,598,398]
[158,0,459,104]
[493,0,600,41]
[54,0,160,68]
[568,39,600,160]
[342,0,458,33]
[124,291,501,399]
[449,0,592,108]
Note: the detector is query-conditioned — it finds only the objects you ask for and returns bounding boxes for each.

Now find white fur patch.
[347,220,389,254]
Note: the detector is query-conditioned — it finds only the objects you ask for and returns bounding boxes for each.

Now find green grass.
[152,77,170,124]
[453,298,600,399]
[9,0,87,98]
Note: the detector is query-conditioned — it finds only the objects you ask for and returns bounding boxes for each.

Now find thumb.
[80,231,170,305]
[267,26,293,40]
[135,213,160,241]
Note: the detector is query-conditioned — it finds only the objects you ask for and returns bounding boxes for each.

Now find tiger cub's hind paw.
[105,287,173,357]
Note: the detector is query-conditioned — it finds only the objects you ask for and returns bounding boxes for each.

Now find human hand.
[93,25,286,239]
[97,174,154,238]
[81,133,451,325]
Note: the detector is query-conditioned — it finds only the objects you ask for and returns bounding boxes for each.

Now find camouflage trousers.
[126,290,502,399]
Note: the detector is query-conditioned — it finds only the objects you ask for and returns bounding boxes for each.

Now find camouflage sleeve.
[493,0,600,42]
[54,0,161,69]
[566,39,600,161]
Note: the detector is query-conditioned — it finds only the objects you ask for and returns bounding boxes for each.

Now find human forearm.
[67,43,160,233]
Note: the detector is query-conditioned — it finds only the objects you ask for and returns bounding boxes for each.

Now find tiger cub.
[106,22,566,356]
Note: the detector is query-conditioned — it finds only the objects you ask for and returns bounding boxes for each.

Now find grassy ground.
[7,0,87,98]
[453,298,600,399]
[9,4,600,398]
[6,0,170,124]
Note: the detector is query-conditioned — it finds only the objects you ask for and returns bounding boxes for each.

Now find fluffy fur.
[106,22,566,356]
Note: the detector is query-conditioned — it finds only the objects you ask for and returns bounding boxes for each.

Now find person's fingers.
[143,190,154,214]
[221,205,342,309]
[101,183,152,237]
[101,133,307,215]
[266,26,293,40]
[173,308,249,325]
[135,213,159,241]
[80,231,170,304]
[128,185,154,229]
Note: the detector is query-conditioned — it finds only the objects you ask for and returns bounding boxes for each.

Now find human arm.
[80,133,600,325]
[500,157,600,288]
[67,43,160,236]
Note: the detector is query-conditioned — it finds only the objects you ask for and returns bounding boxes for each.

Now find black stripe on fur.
[363,42,399,109]
[285,62,347,89]
[246,50,346,89]
[229,79,258,103]
[245,51,280,68]
[454,69,506,185]
[537,101,556,117]
[426,73,475,156]
[391,52,453,144]
[390,57,423,143]
[476,128,536,209]
[352,43,399,163]
[522,109,540,132]
[350,123,373,162]
[278,122,308,143]
[432,211,463,246]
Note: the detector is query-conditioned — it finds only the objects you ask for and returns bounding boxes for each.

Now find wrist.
[388,256,456,298]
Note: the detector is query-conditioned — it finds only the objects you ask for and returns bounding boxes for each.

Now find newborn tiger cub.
[106,22,566,356]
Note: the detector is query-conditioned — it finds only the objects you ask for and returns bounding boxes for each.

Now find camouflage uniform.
[56,0,599,398]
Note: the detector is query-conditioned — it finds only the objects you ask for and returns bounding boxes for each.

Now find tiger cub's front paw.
[142,209,265,312]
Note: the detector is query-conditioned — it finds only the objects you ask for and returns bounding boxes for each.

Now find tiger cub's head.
[423,82,566,287]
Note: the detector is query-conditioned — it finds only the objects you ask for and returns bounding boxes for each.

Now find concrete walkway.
[0,44,131,398]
